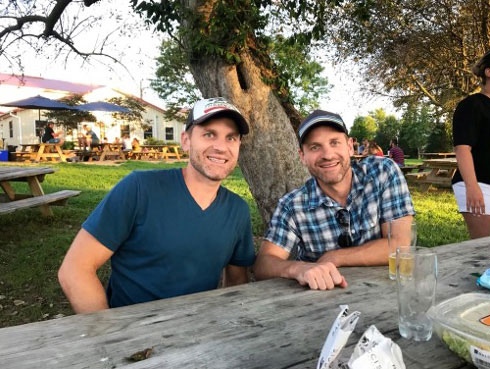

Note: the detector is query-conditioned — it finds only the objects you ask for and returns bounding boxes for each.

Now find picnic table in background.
[98,143,126,161]
[0,166,80,216]
[0,236,485,368]
[129,145,185,161]
[13,143,75,163]
[420,152,456,159]
[405,158,458,191]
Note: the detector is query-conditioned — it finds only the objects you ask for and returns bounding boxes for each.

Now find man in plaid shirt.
[254,110,415,290]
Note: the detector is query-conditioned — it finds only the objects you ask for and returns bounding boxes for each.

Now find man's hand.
[254,241,348,290]
[290,261,348,290]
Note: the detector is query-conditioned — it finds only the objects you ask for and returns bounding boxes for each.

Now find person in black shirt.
[41,122,64,145]
[452,50,490,239]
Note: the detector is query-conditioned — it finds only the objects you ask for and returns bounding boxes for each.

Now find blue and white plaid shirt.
[264,156,415,261]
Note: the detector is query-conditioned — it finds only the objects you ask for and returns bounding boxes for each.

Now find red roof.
[0,73,102,94]
[0,73,184,117]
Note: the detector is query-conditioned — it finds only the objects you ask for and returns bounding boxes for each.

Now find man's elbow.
[58,261,72,294]
[252,257,268,281]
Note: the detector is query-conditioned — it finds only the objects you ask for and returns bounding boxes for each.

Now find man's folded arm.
[58,228,114,314]
[222,265,249,287]
[317,215,413,267]
[254,240,347,290]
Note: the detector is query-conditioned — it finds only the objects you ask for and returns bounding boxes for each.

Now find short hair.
[391,138,398,146]
[472,50,490,85]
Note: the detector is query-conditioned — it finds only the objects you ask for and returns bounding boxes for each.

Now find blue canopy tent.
[0,95,79,144]
[75,101,130,113]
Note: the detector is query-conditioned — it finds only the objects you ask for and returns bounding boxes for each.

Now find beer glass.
[388,218,417,280]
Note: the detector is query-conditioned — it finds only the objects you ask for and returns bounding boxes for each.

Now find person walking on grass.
[59,97,255,312]
[452,50,490,239]
[253,110,414,290]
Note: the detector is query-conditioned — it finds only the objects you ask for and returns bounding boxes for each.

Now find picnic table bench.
[12,143,75,163]
[420,152,456,159]
[405,159,458,191]
[399,164,423,175]
[0,236,486,368]
[0,166,80,216]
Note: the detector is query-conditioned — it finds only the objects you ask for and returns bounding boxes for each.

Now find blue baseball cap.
[298,110,348,144]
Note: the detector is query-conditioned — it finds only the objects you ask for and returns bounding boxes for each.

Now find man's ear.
[298,147,306,165]
[181,130,190,152]
[347,136,355,156]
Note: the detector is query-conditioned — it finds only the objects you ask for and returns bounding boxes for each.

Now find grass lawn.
[0,161,468,328]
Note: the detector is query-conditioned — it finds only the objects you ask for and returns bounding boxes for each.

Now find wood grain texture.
[0,237,488,368]
[0,190,80,214]
[0,167,56,182]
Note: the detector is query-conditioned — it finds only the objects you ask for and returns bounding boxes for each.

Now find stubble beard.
[309,158,351,186]
[189,147,235,182]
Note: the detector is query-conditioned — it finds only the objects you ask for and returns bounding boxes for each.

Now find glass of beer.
[388,218,417,280]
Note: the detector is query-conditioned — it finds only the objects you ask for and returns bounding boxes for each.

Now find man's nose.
[318,146,335,159]
[211,136,228,151]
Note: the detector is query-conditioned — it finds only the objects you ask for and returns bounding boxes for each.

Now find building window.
[120,124,130,138]
[35,120,47,138]
[165,127,174,141]
[144,126,153,139]
[9,121,13,138]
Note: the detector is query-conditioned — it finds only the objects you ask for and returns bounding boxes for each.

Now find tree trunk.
[188,53,309,224]
[181,0,309,225]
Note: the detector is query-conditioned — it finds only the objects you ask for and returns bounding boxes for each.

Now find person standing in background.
[452,50,490,239]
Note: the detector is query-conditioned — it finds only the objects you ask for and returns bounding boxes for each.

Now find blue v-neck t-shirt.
[82,168,255,308]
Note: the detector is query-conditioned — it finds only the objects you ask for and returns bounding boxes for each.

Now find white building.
[0,73,185,148]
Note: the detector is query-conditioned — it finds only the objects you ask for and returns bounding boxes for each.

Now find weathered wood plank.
[0,167,56,182]
[0,190,80,214]
[0,238,488,368]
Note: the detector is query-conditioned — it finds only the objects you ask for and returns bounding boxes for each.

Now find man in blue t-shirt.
[58,97,256,313]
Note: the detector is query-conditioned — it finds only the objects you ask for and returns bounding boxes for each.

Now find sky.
[1,1,397,130]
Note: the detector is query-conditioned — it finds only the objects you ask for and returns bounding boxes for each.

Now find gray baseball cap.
[185,97,249,135]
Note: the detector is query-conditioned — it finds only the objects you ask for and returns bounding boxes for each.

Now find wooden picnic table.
[13,143,74,163]
[406,158,458,190]
[0,237,486,368]
[0,166,80,216]
[98,143,126,161]
[420,152,456,159]
[129,145,184,161]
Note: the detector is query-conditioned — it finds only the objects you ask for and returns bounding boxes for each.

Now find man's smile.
[318,161,339,169]
[207,155,228,164]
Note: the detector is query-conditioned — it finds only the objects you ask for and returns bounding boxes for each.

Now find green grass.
[0,161,468,327]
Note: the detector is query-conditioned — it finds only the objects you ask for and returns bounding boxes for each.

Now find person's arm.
[58,229,114,314]
[454,145,485,214]
[317,215,413,267]
[254,241,347,290]
[222,265,249,287]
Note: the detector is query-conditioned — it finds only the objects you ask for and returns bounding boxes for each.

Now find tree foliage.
[152,35,330,119]
[372,109,401,150]
[398,104,433,157]
[131,0,338,123]
[349,115,376,142]
[151,39,202,122]
[108,96,146,126]
[325,0,490,114]
[44,94,96,130]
